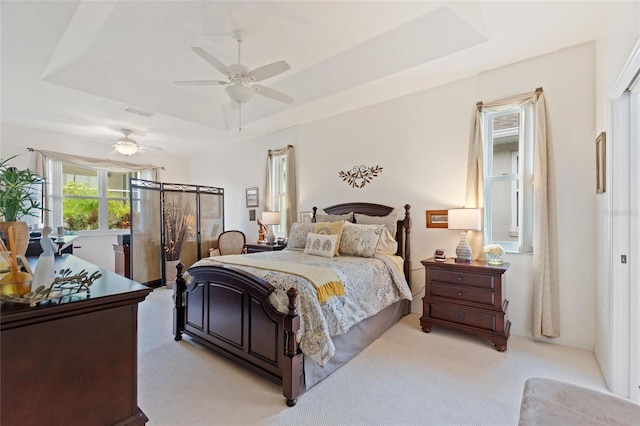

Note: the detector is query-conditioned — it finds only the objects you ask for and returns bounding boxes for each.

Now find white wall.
[189,42,598,350]
[0,124,190,271]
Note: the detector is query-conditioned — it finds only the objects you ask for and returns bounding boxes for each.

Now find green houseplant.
[0,155,44,255]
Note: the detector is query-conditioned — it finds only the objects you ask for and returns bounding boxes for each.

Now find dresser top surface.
[422,257,510,272]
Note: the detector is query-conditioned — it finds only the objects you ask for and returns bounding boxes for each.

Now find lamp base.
[455,231,472,262]
[266,227,276,244]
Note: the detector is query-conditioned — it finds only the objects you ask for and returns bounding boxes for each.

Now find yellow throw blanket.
[208,254,345,303]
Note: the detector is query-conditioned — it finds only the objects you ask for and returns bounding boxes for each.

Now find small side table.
[420,257,510,351]
[245,243,287,253]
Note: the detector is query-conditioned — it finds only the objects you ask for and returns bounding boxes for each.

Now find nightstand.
[244,243,287,253]
[420,257,510,351]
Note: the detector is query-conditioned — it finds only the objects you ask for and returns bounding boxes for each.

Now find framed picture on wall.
[299,211,313,223]
[246,187,259,207]
[426,210,448,228]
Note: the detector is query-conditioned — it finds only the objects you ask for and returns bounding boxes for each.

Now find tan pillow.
[304,233,338,258]
[313,221,345,256]
[316,212,353,223]
[376,227,398,255]
[354,212,398,236]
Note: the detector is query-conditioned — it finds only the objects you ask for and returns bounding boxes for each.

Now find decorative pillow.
[287,222,316,249]
[304,233,338,258]
[354,212,398,236]
[376,227,398,255]
[315,212,354,223]
[339,222,384,258]
[313,221,345,256]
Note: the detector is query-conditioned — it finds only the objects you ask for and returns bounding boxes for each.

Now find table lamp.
[261,211,280,244]
[447,208,482,262]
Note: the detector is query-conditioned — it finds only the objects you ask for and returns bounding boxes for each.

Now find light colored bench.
[519,377,640,425]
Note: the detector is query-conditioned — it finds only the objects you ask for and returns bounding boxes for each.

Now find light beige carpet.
[138,288,608,425]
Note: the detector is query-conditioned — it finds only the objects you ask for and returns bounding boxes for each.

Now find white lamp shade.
[261,211,280,225]
[447,208,482,231]
[225,84,255,103]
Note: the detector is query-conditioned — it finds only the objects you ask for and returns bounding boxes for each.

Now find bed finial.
[312,207,318,223]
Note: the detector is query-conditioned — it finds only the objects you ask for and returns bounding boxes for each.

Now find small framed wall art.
[246,187,259,208]
[426,210,448,228]
[596,131,606,194]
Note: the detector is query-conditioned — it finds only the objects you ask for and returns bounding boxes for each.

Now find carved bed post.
[282,287,302,407]
[311,206,318,223]
[173,262,185,341]
[403,204,412,314]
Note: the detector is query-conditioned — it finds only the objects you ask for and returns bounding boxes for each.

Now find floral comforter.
[187,250,412,366]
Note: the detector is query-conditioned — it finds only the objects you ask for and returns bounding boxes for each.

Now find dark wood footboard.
[173,263,303,406]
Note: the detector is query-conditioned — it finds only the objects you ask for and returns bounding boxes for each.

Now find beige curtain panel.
[468,88,560,338]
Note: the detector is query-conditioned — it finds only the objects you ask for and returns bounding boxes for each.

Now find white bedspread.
[187,250,411,366]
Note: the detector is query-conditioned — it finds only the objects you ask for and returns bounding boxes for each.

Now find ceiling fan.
[175,30,294,129]
[111,129,163,156]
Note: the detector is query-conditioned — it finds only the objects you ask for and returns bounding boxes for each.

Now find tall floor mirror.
[130,179,224,286]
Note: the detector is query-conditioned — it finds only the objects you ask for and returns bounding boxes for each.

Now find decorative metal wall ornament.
[339,165,383,188]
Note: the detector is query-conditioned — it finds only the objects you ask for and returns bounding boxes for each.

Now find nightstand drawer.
[430,269,494,289]
[429,302,498,332]
[430,282,495,307]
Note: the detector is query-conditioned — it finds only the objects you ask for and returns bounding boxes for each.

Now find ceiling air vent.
[121,105,155,118]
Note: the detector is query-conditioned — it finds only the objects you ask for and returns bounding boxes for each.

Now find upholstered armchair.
[209,230,246,256]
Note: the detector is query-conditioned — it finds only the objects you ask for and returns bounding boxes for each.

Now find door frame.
[608,39,640,402]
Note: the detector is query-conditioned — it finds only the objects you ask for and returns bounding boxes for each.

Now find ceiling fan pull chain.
[239,103,242,133]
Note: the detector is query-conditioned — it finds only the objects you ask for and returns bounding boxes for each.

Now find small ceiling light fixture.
[114,129,140,156]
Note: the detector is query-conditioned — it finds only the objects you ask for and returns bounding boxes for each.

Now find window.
[267,154,287,235]
[48,161,139,233]
[482,103,534,253]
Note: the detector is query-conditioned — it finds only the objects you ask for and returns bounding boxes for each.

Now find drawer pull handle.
[455,311,466,320]
[457,291,463,296]
[457,276,463,281]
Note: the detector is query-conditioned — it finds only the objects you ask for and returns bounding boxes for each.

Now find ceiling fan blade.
[191,46,231,76]
[253,84,294,104]
[174,80,229,86]
[141,144,164,152]
[249,60,291,82]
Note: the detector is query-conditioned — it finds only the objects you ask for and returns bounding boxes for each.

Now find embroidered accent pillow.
[312,220,345,256]
[339,222,384,258]
[304,233,338,258]
[287,222,316,249]
[354,212,398,236]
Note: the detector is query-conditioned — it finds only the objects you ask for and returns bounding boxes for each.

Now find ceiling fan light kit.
[175,30,294,131]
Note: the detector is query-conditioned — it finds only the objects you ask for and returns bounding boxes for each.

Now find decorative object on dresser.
[261,211,280,244]
[1,254,150,425]
[338,165,383,188]
[420,257,510,352]
[447,208,482,262]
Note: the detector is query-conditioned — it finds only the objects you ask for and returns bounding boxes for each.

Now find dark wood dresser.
[1,254,151,425]
[420,257,510,351]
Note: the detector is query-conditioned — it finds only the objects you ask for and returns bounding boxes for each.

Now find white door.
[630,82,640,403]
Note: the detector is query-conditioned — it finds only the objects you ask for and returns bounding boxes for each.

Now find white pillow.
[304,233,338,258]
[338,222,384,258]
[376,227,398,255]
[354,212,398,236]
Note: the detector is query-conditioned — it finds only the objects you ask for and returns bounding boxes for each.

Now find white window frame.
[267,155,287,235]
[482,103,534,253]
[46,159,139,235]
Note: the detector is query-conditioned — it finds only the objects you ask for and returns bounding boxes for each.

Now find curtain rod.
[476,87,544,111]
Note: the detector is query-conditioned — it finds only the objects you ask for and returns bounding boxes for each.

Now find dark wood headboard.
[311,203,411,287]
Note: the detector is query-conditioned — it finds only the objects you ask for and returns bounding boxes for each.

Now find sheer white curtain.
[29,149,161,226]
[265,145,296,235]
[467,88,560,338]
